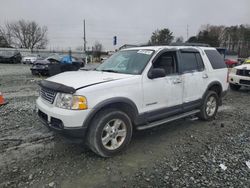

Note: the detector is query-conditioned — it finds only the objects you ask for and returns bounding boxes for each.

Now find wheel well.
[208,84,222,97]
[86,102,138,129]
[100,102,137,122]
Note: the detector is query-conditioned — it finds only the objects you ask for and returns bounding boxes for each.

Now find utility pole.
[83,19,86,52]
[186,24,189,41]
[83,19,88,64]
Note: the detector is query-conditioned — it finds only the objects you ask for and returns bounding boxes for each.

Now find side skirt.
[136,109,200,130]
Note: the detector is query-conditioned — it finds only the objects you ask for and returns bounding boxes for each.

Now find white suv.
[229,60,250,90]
[36,46,228,157]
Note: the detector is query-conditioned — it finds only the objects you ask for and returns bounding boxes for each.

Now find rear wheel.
[198,91,219,121]
[230,83,241,91]
[87,109,133,157]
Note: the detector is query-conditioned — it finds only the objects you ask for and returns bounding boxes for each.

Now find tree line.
[0,20,48,51]
[148,24,250,58]
[1,20,249,58]
[187,24,250,57]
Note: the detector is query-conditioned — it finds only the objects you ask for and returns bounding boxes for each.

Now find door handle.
[202,74,208,79]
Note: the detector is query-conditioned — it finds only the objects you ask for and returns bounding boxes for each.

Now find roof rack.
[170,43,210,47]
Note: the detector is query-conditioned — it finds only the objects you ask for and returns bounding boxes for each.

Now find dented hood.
[46,70,135,89]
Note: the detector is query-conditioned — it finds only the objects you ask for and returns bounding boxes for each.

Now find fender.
[202,81,223,105]
[82,97,140,128]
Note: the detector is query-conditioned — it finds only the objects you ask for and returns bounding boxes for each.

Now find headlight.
[55,93,88,110]
[230,68,237,74]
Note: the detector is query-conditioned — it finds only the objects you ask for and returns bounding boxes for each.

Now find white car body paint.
[36,46,228,129]
[229,64,250,86]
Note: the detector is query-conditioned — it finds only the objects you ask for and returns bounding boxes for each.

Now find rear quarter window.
[205,50,226,69]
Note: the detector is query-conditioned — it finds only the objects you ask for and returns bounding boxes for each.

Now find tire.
[198,91,219,121]
[87,108,133,157]
[230,83,241,91]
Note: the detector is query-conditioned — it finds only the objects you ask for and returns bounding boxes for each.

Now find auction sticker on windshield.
[137,50,153,55]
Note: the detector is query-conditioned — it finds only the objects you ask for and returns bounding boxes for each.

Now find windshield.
[96,49,154,75]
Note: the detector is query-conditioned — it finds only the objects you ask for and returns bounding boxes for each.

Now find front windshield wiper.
[101,69,119,73]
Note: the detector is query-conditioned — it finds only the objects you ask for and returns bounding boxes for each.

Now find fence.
[0,47,86,58]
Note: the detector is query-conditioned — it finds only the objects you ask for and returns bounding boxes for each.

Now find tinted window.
[195,53,205,71]
[205,50,226,69]
[153,52,177,75]
[181,52,198,72]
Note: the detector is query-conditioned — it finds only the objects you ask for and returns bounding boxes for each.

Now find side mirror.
[148,68,166,79]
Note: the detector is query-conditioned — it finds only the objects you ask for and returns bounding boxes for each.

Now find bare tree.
[0,36,9,47]
[0,20,48,50]
[0,25,13,47]
[92,41,103,60]
[195,25,225,47]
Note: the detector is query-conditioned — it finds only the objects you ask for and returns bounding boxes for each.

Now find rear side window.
[180,52,205,72]
[205,50,226,69]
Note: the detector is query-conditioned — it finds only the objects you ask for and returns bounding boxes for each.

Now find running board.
[136,109,200,130]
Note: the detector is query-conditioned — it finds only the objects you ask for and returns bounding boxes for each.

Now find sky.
[0,0,249,51]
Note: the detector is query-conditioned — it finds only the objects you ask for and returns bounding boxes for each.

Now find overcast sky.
[0,0,249,51]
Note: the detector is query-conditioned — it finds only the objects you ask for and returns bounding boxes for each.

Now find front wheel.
[198,91,219,121]
[87,109,133,157]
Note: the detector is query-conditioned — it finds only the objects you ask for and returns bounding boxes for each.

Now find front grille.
[239,80,250,85]
[237,69,250,77]
[40,87,57,104]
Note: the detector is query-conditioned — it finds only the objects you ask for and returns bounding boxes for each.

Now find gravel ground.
[0,64,249,188]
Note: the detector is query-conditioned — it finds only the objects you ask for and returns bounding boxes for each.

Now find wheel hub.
[101,119,127,150]
[206,95,217,116]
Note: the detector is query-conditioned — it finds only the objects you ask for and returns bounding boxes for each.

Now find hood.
[235,64,250,70]
[46,70,135,89]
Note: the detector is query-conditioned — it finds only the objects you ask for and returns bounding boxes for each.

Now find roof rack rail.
[170,43,210,47]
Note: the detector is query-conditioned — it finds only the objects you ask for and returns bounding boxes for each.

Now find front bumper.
[31,67,49,74]
[229,74,250,87]
[38,109,87,138]
[36,97,91,138]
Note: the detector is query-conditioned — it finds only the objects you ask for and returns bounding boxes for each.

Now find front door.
[142,50,183,122]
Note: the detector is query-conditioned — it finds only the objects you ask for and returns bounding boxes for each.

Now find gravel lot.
[0,64,249,188]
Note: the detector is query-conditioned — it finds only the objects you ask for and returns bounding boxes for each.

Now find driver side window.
[153,51,178,75]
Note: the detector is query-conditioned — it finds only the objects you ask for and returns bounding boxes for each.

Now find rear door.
[179,49,207,111]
